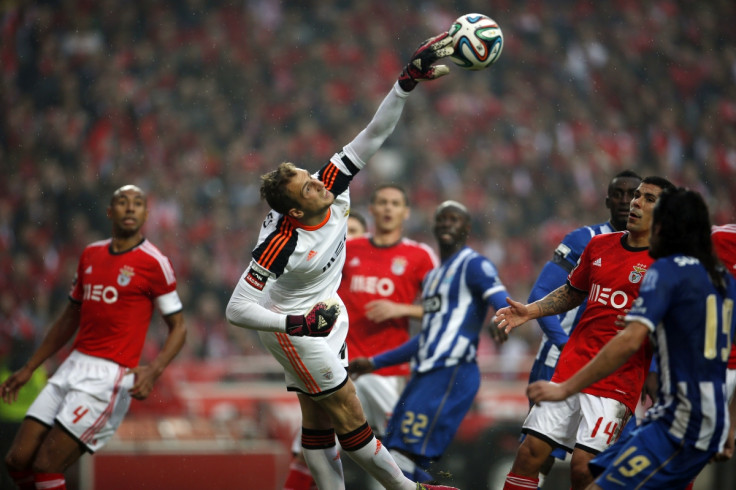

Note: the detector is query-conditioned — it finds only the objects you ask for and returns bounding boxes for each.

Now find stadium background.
[1,0,735,488]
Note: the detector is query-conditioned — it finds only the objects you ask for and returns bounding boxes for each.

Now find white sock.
[338,423,415,490]
[389,449,417,478]
[303,446,344,490]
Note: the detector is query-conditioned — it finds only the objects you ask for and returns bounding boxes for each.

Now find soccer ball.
[449,13,504,71]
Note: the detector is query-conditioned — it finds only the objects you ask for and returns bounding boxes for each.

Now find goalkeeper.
[225,32,456,490]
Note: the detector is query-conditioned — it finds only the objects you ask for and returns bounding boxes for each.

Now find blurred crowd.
[1,0,735,364]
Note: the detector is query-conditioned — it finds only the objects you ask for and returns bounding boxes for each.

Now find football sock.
[389,449,417,479]
[503,471,539,490]
[338,422,415,490]
[34,473,66,490]
[282,459,317,490]
[301,427,343,490]
[9,470,35,490]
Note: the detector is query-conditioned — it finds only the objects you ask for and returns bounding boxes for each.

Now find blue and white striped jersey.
[529,221,615,373]
[626,254,736,452]
[413,246,508,373]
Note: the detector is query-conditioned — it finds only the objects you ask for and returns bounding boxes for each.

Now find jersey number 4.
[73,406,89,424]
[704,296,733,362]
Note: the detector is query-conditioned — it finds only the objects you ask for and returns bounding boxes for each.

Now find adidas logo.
[307,250,317,261]
[593,258,602,267]
[85,266,93,274]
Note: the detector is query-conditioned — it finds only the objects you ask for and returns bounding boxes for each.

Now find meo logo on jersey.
[589,284,630,309]
[83,284,119,304]
[350,275,395,296]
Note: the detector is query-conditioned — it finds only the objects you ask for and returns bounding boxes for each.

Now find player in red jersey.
[343,184,437,431]
[282,185,437,490]
[495,176,675,490]
[1,185,186,490]
[347,212,368,239]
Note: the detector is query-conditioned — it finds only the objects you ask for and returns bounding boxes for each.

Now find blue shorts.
[383,362,479,468]
[589,422,714,490]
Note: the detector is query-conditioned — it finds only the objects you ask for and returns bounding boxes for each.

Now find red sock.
[282,460,317,490]
[503,471,539,490]
[9,470,35,490]
[34,473,66,490]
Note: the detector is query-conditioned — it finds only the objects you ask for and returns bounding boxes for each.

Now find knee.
[5,447,29,473]
[511,436,552,475]
[569,459,593,489]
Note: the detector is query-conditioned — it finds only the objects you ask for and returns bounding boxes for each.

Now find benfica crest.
[391,257,407,276]
[628,264,647,284]
[117,266,135,286]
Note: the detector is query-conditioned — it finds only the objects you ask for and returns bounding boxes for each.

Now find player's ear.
[288,208,304,219]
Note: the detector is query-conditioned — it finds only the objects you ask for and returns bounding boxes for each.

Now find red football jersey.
[552,232,654,412]
[712,224,736,368]
[340,236,437,376]
[70,239,180,368]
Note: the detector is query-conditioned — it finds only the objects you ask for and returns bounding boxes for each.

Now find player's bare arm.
[347,357,376,379]
[1,302,81,404]
[128,311,186,400]
[527,320,649,404]
[494,283,586,334]
[364,300,423,322]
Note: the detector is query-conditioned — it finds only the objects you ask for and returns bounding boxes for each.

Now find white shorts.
[26,350,134,453]
[353,373,406,438]
[727,368,736,403]
[258,311,349,399]
[523,390,630,454]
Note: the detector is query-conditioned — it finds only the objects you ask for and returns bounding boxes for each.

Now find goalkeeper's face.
[285,168,335,222]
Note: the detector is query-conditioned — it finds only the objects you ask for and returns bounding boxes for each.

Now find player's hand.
[1,366,33,404]
[713,431,734,462]
[641,370,659,404]
[348,357,375,379]
[493,297,533,334]
[527,380,570,404]
[489,320,508,345]
[398,31,454,91]
[614,309,630,328]
[127,365,160,400]
[286,300,340,337]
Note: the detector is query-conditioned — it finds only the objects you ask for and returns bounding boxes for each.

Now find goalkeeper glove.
[285,300,340,337]
[398,31,454,92]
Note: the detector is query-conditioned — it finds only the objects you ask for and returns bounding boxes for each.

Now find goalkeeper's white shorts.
[258,311,349,398]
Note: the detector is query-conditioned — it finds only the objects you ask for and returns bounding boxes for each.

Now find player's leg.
[351,373,404,489]
[572,394,632,490]
[504,394,580,490]
[4,418,49,490]
[524,360,562,488]
[569,447,597,490]
[298,393,344,490]
[382,364,479,484]
[31,422,86,490]
[316,377,421,490]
